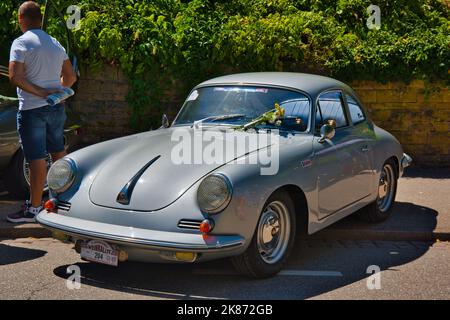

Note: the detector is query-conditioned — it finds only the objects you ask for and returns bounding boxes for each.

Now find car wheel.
[358,159,397,223]
[231,191,296,278]
[3,149,51,200]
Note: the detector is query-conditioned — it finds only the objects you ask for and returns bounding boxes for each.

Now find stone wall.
[69,65,133,142]
[350,80,450,167]
[69,66,449,167]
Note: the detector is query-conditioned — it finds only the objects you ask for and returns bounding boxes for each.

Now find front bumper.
[36,211,245,256]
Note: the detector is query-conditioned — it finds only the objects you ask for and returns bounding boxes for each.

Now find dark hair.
[19,1,42,23]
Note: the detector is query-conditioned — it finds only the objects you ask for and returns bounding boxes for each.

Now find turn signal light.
[44,198,58,213]
[199,219,214,234]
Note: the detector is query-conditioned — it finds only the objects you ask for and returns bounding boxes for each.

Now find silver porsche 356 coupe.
[37,73,412,278]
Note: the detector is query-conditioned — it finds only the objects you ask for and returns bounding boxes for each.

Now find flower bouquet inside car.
[238,103,285,130]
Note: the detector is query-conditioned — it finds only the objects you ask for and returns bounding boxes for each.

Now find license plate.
[80,240,119,266]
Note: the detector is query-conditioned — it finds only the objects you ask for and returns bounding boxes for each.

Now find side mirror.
[318,123,335,143]
[161,114,170,128]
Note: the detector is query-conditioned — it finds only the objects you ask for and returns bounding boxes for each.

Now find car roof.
[196,72,354,97]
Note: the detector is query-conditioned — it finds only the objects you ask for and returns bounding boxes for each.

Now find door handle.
[361,145,370,152]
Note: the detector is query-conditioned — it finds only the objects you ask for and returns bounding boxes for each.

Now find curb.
[1,223,449,242]
[0,224,51,239]
[308,229,450,242]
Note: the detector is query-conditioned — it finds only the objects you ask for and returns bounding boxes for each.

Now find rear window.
[346,94,366,124]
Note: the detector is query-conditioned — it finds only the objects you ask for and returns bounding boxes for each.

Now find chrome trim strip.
[177,219,202,230]
[37,217,244,252]
[116,155,161,205]
[57,200,72,211]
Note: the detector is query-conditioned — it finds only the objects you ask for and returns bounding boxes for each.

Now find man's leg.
[28,158,47,208]
[47,104,67,163]
[7,108,47,223]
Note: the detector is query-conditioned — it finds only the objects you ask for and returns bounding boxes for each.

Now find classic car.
[0,65,82,199]
[37,72,412,278]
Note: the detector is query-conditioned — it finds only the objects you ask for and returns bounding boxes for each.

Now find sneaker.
[6,202,42,223]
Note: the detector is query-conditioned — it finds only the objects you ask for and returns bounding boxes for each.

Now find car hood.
[89,127,273,211]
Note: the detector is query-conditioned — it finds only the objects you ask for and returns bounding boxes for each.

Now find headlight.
[197,173,232,214]
[47,158,77,193]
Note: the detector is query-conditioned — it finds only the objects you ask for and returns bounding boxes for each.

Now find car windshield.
[173,86,311,132]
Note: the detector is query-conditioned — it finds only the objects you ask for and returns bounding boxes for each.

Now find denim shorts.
[17,103,67,161]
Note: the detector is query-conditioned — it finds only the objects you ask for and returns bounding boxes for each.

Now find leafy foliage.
[1,0,449,130]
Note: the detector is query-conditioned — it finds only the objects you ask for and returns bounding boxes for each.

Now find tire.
[3,150,51,200]
[232,190,296,278]
[358,159,398,223]
[4,150,30,199]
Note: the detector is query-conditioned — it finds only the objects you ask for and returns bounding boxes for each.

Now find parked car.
[37,72,411,278]
[0,69,82,199]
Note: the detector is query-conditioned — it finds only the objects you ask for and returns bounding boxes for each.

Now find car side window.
[345,94,366,125]
[316,91,348,129]
[281,98,309,122]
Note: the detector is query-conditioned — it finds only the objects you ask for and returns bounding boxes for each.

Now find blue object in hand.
[46,87,75,106]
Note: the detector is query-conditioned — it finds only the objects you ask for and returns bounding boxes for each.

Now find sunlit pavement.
[0,237,449,299]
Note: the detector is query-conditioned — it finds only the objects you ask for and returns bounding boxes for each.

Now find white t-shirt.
[9,29,69,111]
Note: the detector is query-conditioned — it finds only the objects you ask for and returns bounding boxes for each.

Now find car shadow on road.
[0,244,46,266]
[324,201,439,238]
[51,202,437,299]
[52,241,433,299]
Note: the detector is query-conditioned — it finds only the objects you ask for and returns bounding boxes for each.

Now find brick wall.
[69,65,133,142]
[70,66,449,167]
[350,80,450,167]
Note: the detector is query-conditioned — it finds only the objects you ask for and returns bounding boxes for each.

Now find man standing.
[7,1,77,223]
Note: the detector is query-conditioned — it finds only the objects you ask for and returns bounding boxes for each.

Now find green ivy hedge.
[1,0,449,129]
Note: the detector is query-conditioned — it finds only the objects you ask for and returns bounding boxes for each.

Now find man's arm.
[9,61,58,98]
[61,59,77,88]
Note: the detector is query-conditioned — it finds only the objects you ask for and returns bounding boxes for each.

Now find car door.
[312,90,372,219]
[342,92,375,200]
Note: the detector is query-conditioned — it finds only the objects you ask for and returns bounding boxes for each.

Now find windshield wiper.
[192,114,246,128]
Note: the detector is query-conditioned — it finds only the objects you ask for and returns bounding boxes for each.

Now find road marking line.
[193,269,343,277]
[189,295,227,300]
[279,270,343,277]
[193,270,236,276]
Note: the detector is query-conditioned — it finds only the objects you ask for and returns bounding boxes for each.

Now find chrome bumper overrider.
[401,153,412,169]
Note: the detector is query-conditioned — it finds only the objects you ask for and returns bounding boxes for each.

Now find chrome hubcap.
[257,201,290,264]
[377,164,395,212]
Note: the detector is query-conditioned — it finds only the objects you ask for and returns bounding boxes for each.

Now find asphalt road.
[1,168,449,299]
[1,237,449,300]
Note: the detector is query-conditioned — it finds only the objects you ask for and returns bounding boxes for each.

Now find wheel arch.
[273,184,309,234]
